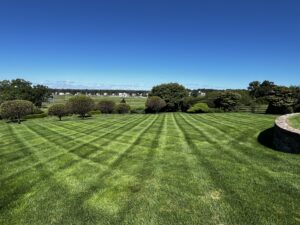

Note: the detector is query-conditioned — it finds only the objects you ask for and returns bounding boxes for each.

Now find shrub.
[187,103,210,113]
[0,100,33,124]
[48,104,68,121]
[120,98,126,103]
[145,96,166,113]
[96,100,116,114]
[66,95,95,119]
[116,103,130,114]
[214,92,241,112]
[181,96,204,112]
[88,110,101,115]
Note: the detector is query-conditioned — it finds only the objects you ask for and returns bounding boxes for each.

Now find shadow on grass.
[257,127,276,150]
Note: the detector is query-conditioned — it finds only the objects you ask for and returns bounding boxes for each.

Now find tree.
[0,79,50,107]
[120,98,126,103]
[48,104,68,121]
[214,92,241,111]
[145,96,166,113]
[66,95,94,119]
[96,100,116,113]
[116,103,130,114]
[0,100,33,124]
[149,83,188,111]
[187,103,210,113]
[266,87,297,114]
[31,85,50,107]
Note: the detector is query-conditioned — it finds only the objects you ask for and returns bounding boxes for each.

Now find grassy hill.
[1,113,299,225]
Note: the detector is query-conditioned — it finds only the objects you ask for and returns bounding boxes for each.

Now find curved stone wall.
[273,113,300,153]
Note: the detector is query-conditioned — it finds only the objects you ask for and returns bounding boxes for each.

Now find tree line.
[0,78,299,124]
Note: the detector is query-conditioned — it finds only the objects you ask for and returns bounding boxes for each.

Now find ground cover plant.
[288,114,300,129]
[0,113,299,225]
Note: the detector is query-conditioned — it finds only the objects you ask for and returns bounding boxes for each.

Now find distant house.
[58,92,65,96]
[198,91,206,96]
[118,92,129,97]
[103,92,108,96]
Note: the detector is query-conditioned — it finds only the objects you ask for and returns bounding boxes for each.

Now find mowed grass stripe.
[175,113,300,224]
[0,115,147,181]
[0,113,300,225]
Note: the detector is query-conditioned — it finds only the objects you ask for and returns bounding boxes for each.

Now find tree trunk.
[17,114,21,124]
[59,116,62,121]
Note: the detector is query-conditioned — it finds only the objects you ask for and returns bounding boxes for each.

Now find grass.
[44,95,147,109]
[288,114,300,129]
[0,113,300,225]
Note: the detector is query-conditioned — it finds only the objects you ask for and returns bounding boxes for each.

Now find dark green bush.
[145,96,166,113]
[116,103,130,114]
[96,100,116,113]
[130,107,145,114]
[187,103,210,113]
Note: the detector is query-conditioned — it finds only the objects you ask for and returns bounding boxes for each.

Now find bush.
[214,92,241,112]
[116,103,130,114]
[187,103,210,113]
[96,100,116,114]
[145,96,166,113]
[23,113,47,119]
[0,100,33,124]
[48,104,68,121]
[66,95,95,119]
[181,96,204,112]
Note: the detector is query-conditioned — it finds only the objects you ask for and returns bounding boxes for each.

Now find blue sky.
[0,0,299,90]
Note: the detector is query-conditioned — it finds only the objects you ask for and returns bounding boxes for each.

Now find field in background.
[43,95,147,109]
[1,113,299,225]
[288,114,300,129]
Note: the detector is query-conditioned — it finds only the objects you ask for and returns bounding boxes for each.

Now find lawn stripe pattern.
[0,113,300,225]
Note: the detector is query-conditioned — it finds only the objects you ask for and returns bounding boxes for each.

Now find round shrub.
[96,100,116,113]
[187,103,210,113]
[0,100,33,123]
[145,96,166,113]
[66,95,95,119]
[48,104,68,121]
[116,103,130,114]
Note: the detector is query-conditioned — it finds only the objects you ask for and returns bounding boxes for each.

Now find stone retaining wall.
[273,113,300,153]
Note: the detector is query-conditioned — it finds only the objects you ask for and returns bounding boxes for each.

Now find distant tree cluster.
[0,79,50,107]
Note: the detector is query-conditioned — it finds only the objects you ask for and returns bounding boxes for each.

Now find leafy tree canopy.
[149,83,188,112]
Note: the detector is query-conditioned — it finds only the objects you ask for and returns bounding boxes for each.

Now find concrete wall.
[273,113,300,153]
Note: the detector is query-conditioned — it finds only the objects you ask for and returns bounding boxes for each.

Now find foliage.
[130,107,145,114]
[120,98,126,103]
[0,100,33,123]
[214,92,241,111]
[48,104,68,121]
[145,96,166,113]
[187,103,210,113]
[0,79,50,107]
[181,96,204,112]
[149,83,188,111]
[66,95,95,118]
[248,80,276,98]
[96,100,116,113]
[266,87,297,114]
[115,103,131,114]
[199,91,222,108]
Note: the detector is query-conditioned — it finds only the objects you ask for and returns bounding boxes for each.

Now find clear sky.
[0,0,299,90]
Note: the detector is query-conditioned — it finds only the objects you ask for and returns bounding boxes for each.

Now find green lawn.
[0,113,299,225]
[44,95,147,109]
[288,114,300,129]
